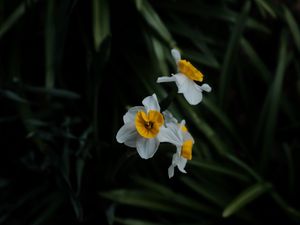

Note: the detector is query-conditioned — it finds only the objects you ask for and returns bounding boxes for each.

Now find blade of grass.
[241,37,271,83]
[0,0,39,39]
[180,177,227,207]
[282,143,295,194]
[254,0,276,18]
[100,190,202,219]
[219,1,251,107]
[115,218,165,225]
[92,0,110,51]
[222,182,272,217]
[189,160,250,182]
[151,36,169,75]
[0,89,28,103]
[134,0,175,46]
[133,177,219,216]
[202,98,241,145]
[45,0,55,89]
[270,191,300,220]
[24,86,80,99]
[156,1,270,34]
[260,30,290,173]
[283,6,300,52]
[226,154,262,182]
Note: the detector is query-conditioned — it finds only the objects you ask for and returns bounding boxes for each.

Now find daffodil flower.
[157,49,212,105]
[159,119,194,178]
[116,94,167,159]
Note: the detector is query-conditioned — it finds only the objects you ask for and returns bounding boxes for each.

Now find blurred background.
[1,0,300,224]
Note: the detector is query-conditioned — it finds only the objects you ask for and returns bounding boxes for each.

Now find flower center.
[135,110,164,139]
[178,59,204,82]
[181,139,193,160]
[145,121,153,129]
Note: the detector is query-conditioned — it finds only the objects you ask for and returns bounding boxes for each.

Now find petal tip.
[171,48,181,63]
[201,83,212,92]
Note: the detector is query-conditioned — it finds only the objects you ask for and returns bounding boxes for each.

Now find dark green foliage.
[1,0,300,224]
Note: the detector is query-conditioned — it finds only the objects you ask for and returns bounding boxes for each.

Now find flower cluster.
[116,49,211,178]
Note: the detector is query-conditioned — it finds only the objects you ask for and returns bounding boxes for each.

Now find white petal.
[116,123,138,144]
[168,150,187,177]
[168,164,175,178]
[171,49,181,63]
[182,80,203,105]
[124,134,138,148]
[123,106,145,123]
[136,136,159,159]
[173,73,190,94]
[158,125,182,146]
[157,76,176,83]
[162,110,178,124]
[172,150,181,165]
[177,157,187,173]
[142,94,160,112]
[179,120,186,129]
[199,83,212,92]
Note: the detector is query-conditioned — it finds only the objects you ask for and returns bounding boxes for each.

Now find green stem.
[270,191,300,221]
[159,87,177,112]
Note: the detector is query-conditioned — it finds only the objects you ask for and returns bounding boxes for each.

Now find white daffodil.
[157,49,212,105]
[159,119,194,178]
[116,94,168,159]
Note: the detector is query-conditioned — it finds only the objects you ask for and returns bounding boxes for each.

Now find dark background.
[1,0,300,224]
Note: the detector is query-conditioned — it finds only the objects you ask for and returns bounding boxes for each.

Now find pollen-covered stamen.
[135,110,164,139]
[145,121,154,130]
[181,139,193,160]
[178,59,204,82]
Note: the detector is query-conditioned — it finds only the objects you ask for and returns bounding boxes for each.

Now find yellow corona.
[135,110,164,139]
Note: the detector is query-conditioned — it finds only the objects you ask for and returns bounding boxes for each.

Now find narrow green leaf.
[284,6,300,52]
[219,1,251,107]
[134,0,175,46]
[31,194,63,225]
[189,160,250,182]
[0,89,28,103]
[226,154,262,182]
[156,1,269,34]
[134,177,219,216]
[75,158,85,195]
[260,31,290,173]
[100,190,186,215]
[241,37,271,83]
[45,0,55,89]
[270,191,300,220]
[133,177,174,196]
[69,192,83,221]
[25,86,80,99]
[115,218,165,225]
[183,49,220,69]
[0,0,39,39]
[222,182,272,217]
[181,177,226,207]
[282,143,295,193]
[92,0,110,51]
[151,36,169,75]
[202,98,240,143]
[254,0,276,18]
